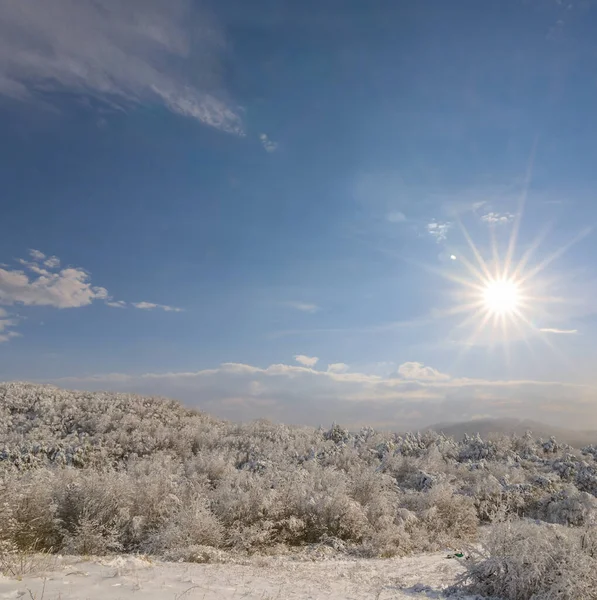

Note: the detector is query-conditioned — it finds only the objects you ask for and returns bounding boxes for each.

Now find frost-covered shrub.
[2,382,597,560]
[401,484,478,550]
[459,433,498,462]
[324,423,350,444]
[576,463,597,497]
[535,486,597,527]
[271,463,370,545]
[456,519,597,600]
[463,473,507,523]
[582,445,597,461]
[0,468,62,551]
[141,496,224,556]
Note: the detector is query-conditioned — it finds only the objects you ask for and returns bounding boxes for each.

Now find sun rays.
[434,212,591,360]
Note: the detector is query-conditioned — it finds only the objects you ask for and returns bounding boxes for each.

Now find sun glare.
[483,279,521,315]
[420,149,591,357]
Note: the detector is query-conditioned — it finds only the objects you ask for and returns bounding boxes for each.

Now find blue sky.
[1,0,597,430]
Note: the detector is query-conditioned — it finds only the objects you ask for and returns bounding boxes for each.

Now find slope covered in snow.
[0,552,476,600]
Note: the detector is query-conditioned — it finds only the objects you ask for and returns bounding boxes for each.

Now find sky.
[1,0,597,431]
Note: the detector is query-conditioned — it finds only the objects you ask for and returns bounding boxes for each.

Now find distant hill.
[425,418,597,448]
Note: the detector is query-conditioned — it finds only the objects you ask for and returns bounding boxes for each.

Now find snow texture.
[0,552,478,600]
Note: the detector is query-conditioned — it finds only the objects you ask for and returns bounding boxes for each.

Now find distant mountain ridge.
[425,417,597,448]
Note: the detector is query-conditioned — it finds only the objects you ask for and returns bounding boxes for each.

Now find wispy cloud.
[28,249,46,262]
[105,300,127,309]
[294,354,319,367]
[481,212,515,225]
[44,256,61,269]
[0,308,20,343]
[426,220,451,242]
[284,301,321,314]
[397,361,450,382]
[539,328,579,335]
[386,211,407,223]
[327,363,349,373]
[131,301,183,312]
[51,360,597,430]
[0,250,183,340]
[260,133,278,153]
[0,0,242,133]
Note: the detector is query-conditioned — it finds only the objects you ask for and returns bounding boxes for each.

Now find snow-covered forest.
[1,382,597,599]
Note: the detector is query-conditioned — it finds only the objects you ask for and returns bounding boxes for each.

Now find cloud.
[327,363,349,373]
[0,0,242,134]
[44,256,60,269]
[0,317,16,330]
[481,212,515,225]
[539,328,579,334]
[285,301,321,314]
[294,355,319,367]
[260,133,278,153]
[386,211,406,223]
[0,331,20,343]
[0,250,183,340]
[426,221,451,242]
[0,258,108,309]
[107,300,183,311]
[106,300,127,309]
[131,301,183,312]
[28,249,46,261]
[397,361,451,382]
[0,313,20,343]
[50,360,597,431]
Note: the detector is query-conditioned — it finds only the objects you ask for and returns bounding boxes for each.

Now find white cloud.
[285,301,320,314]
[0,0,242,134]
[133,302,161,310]
[539,328,578,334]
[0,250,183,340]
[397,361,451,382]
[481,212,515,225]
[106,300,127,308]
[131,301,183,312]
[0,263,108,308]
[0,331,20,343]
[29,249,46,261]
[386,211,406,223]
[426,221,451,242]
[260,133,278,153]
[0,311,19,343]
[294,354,319,367]
[51,360,597,431]
[44,256,60,269]
[327,363,349,373]
[0,317,16,332]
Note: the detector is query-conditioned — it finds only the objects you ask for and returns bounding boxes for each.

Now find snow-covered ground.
[0,552,477,599]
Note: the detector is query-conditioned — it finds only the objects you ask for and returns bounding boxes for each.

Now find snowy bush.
[1,382,597,563]
[402,484,479,550]
[455,519,597,599]
[141,495,224,556]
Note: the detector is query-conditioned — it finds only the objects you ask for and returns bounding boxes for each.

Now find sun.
[483,278,521,316]
[422,147,591,354]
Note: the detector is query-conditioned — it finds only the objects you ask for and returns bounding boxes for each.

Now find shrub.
[2,382,597,562]
[455,519,597,600]
[141,496,224,556]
